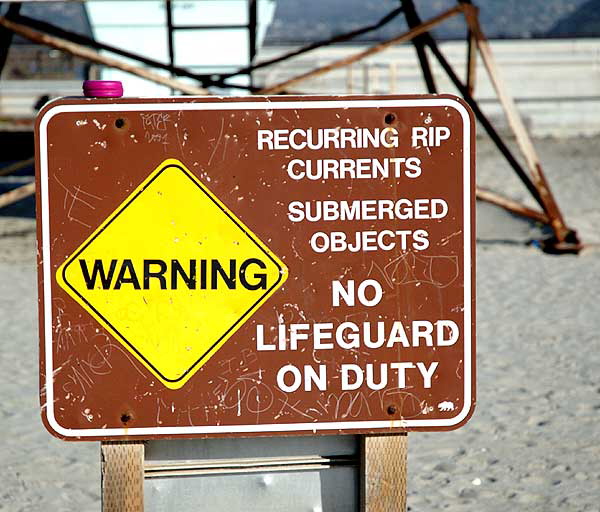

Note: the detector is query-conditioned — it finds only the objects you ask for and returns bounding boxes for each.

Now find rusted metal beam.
[466,30,477,96]
[220,4,405,81]
[461,0,478,97]
[462,3,570,242]
[476,187,549,225]
[248,0,257,63]
[258,5,464,95]
[9,12,251,91]
[0,181,35,209]
[0,156,34,177]
[464,6,477,96]
[408,26,545,211]
[0,16,209,95]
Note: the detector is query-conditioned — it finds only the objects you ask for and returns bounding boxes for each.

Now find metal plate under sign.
[36,95,476,440]
[143,435,358,512]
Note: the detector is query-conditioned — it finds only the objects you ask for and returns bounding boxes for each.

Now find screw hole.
[115,118,125,129]
[120,412,132,424]
[387,405,397,415]
[384,113,396,124]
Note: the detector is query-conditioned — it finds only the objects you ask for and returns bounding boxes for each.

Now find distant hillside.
[547,0,600,37]
[2,1,596,47]
[264,0,595,44]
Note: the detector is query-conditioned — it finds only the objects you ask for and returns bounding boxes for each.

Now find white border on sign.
[39,98,473,438]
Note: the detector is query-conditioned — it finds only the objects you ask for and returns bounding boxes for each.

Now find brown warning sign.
[36,95,475,440]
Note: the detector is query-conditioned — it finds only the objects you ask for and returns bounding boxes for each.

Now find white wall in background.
[86,0,276,96]
[256,39,600,137]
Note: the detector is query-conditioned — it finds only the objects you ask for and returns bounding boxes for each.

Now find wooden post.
[361,434,407,512]
[101,441,145,512]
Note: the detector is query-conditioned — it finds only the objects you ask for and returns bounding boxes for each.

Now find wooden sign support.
[101,435,407,511]
[101,441,145,512]
[361,434,408,512]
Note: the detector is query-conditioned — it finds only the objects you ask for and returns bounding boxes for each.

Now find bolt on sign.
[36,95,475,440]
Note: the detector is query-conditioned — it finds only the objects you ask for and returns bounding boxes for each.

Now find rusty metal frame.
[219,3,406,82]
[0,2,407,92]
[0,15,209,94]
[251,0,580,252]
[0,0,582,252]
[257,5,464,95]
[3,9,252,91]
[459,1,572,243]
[162,0,259,90]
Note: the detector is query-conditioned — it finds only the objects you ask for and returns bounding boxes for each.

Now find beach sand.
[0,136,598,511]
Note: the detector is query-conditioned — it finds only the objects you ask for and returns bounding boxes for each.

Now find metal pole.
[165,1,175,76]
[427,42,544,208]
[466,28,477,95]
[248,0,257,87]
[402,0,437,93]
[476,187,549,224]
[165,0,175,95]
[0,182,35,210]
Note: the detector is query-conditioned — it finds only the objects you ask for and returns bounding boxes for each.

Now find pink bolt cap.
[83,80,123,98]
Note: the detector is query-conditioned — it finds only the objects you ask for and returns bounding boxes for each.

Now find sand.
[0,136,599,511]
[408,245,600,510]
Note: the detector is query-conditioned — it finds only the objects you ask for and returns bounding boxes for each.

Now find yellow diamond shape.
[57,158,287,389]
